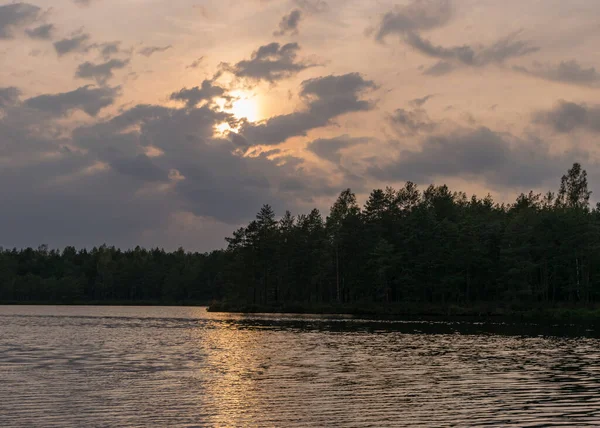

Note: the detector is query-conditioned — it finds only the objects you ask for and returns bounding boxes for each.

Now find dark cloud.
[369,127,580,189]
[388,107,436,136]
[0,77,344,252]
[514,60,600,87]
[25,23,54,40]
[294,0,328,13]
[373,0,452,42]
[409,94,434,107]
[0,2,40,39]
[0,151,175,250]
[407,30,538,72]
[423,60,454,76]
[0,77,345,250]
[75,59,129,85]
[0,95,184,249]
[534,101,600,133]
[239,72,377,145]
[0,101,68,159]
[88,104,173,134]
[223,42,316,82]
[274,9,302,36]
[138,45,172,57]
[25,85,119,117]
[95,41,121,59]
[307,135,369,163]
[74,0,103,6]
[186,56,204,69]
[170,79,226,108]
[54,33,91,56]
[373,2,537,75]
[0,87,21,107]
[406,32,474,63]
[0,99,111,235]
[104,152,169,183]
[475,31,539,64]
[71,102,326,225]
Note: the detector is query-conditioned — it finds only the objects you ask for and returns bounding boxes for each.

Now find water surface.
[1,305,600,427]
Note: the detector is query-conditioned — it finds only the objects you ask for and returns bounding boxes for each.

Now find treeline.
[2,163,600,309]
[223,163,599,307]
[0,246,226,303]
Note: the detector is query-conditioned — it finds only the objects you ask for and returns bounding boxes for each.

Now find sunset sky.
[1,0,600,251]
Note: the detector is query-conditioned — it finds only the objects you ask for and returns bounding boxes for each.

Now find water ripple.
[1,305,600,427]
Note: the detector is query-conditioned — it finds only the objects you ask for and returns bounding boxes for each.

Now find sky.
[1,0,600,251]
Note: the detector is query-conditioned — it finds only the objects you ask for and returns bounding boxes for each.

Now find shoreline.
[206,301,600,322]
[3,300,600,322]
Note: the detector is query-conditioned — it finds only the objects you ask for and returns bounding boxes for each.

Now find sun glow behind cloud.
[215,91,261,135]
[225,91,261,122]
[230,96,260,122]
[215,121,234,134]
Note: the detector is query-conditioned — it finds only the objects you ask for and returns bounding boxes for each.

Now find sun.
[214,91,261,135]
[228,92,260,122]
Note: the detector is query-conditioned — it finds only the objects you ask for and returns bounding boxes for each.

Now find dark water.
[2,307,600,427]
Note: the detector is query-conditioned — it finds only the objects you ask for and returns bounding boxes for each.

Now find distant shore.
[4,300,600,322]
[207,301,600,322]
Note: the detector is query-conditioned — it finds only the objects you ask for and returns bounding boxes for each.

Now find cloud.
[186,56,204,69]
[75,59,129,85]
[25,23,54,40]
[138,45,172,57]
[369,127,581,189]
[406,32,474,63]
[388,107,436,136]
[0,156,175,250]
[423,60,454,76]
[54,33,91,56]
[534,100,600,133]
[514,60,600,87]
[95,41,121,59]
[307,135,369,163]
[474,31,539,65]
[104,152,170,183]
[223,42,316,82]
[409,94,434,107]
[0,93,178,249]
[170,79,226,108]
[294,0,328,14]
[239,72,377,145]
[372,0,452,42]
[373,2,537,75]
[407,30,539,72]
[274,9,302,36]
[0,79,355,250]
[0,87,21,107]
[0,2,40,39]
[24,85,119,117]
[70,102,329,225]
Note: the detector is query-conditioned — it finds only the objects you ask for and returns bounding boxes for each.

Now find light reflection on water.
[1,305,600,427]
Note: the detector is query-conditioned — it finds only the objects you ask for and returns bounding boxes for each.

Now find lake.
[1,306,600,427]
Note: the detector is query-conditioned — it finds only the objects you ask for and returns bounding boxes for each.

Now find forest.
[2,163,600,315]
